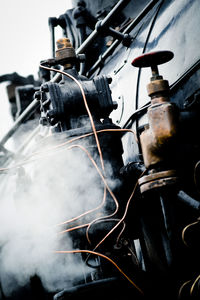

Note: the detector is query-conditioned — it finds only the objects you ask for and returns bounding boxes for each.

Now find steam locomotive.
[0,0,200,299]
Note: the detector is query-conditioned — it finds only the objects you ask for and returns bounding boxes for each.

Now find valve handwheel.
[131,50,174,79]
[131,50,174,68]
[131,50,174,97]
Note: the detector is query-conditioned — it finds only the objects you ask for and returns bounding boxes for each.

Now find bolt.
[113,101,118,110]
[46,110,56,118]
[77,53,86,62]
[34,91,41,101]
[106,75,112,84]
[77,1,86,7]
[41,84,49,93]
[46,110,58,126]
[48,17,59,27]
[39,117,48,126]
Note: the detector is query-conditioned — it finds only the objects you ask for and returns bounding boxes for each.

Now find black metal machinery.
[1,0,200,299]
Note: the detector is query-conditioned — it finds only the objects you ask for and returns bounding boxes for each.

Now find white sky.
[0,0,73,139]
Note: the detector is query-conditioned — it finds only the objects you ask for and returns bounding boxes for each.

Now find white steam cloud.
[0,135,112,296]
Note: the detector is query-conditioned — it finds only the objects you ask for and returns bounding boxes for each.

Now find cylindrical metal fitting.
[55,38,76,65]
[147,79,169,98]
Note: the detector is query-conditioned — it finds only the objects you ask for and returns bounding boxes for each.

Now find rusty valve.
[132,50,178,193]
[132,50,174,97]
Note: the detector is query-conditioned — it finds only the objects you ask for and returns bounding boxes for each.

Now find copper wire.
[178,280,191,298]
[116,221,127,245]
[66,144,119,219]
[194,160,200,193]
[25,128,137,161]
[181,220,199,247]
[59,223,89,234]
[0,129,137,173]
[54,249,144,295]
[1,139,141,252]
[190,274,200,296]
[92,169,146,252]
[57,186,107,227]
[86,217,126,246]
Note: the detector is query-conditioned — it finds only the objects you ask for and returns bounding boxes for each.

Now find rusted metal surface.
[147,79,169,97]
[139,170,177,193]
[132,50,179,194]
[132,51,178,169]
[55,38,76,68]
[140,100,178,168]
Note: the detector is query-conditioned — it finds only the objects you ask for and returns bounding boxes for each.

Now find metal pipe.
[0,99,39,146]
[15,124,41,154]
[177,190,200,211]
[51,25,55,58]
[0,72,61,148]
[75,0,131,55]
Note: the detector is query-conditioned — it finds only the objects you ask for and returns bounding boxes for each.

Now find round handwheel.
[131,50,174,68]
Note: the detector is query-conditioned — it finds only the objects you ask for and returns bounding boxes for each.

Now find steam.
[0,134,112,296]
